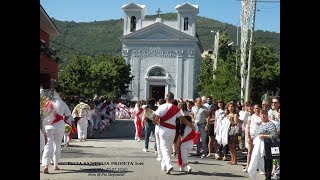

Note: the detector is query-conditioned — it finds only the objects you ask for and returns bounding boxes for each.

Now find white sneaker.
[155,151,158,155]
[259,171,265,175]
[201,154,206,158]
[143,148,148,152]
[179,166,185,172]
[214,153,220,159]
[166,167,173,174]
[156,157,162,161]
[186,165,192,174]
[136,138,140,142]
[243,168,248,173]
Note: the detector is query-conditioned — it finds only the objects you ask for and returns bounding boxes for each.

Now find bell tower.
[121,3,147,35]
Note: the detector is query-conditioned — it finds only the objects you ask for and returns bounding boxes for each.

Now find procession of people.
[40,89,280,179]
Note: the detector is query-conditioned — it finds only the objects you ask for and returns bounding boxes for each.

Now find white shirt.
[44,98,71,130]
[191,105,208,124]
[155,103,181,132]
[249,114,262,137]
[239,110,249,126]
[215,109,225,124]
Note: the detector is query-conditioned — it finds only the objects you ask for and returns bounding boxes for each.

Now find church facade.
[120,3,202,101]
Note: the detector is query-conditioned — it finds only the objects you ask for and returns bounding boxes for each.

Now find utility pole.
[235,25,239,72]
[211,31,219,79]
[239,0,252,104]
[244,0,257,102]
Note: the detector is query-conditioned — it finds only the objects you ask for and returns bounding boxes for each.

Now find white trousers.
[41,127,64,166]
[77,118,88,140]
[155,125,161,158]
[180,140,193,166]
[118,109,125,118]
[159,129,175,171]
[63,132,70,144]
[40,129,45,152]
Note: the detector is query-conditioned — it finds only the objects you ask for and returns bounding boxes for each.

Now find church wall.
[162,21,177,29]
[125,44,198,101]
[141,20,154,27]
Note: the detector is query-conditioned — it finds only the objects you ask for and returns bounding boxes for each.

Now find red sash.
[135,108,143,137]
[63,117,72,127]
[51,113,64,124]
[177,129,196,167]
[136,108,143,120]
[160,105,180,129]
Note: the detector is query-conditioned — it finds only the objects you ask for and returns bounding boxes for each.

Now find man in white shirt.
[154,92,195,174]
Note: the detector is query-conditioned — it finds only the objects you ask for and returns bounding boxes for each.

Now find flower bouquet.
[144,108,155,121]
[65,124,72,133]
[40,89,54,128]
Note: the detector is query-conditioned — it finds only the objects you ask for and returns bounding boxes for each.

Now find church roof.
[120,22,198,43]
[121,3,146,14]
[175,3,199,13]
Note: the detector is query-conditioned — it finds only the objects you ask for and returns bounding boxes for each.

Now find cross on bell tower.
[156,8,162,18]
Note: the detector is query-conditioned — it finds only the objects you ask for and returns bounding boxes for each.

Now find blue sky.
[40,0,280,33]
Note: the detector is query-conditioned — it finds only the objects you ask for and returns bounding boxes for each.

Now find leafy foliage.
[58,54,133,99]
[49,14,279,70]
[250,45,280,103]
[196,31,279,103]
[197,31,240,102]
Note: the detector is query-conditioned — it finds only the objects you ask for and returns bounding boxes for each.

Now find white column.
[176,52,183,98]
[187,50,195,100]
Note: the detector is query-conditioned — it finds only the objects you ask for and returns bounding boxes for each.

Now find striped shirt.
[255,121,278,140]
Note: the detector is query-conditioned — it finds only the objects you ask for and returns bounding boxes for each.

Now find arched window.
[149,67,166,76]
[130,16,136,32]
[184,17,189,31]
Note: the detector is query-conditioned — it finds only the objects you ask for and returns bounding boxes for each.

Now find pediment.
[175,3,199,13]
[121,3,145,10]
[121,22,198,42]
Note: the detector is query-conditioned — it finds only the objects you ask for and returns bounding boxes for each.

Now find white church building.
[120,2,203,101]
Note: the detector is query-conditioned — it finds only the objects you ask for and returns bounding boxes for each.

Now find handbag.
[264,138,280,159]
[228,125,240,136]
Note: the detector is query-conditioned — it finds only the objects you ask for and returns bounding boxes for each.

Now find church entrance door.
[149,85,165,101]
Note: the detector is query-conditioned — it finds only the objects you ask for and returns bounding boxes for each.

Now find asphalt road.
[40,119,265,180]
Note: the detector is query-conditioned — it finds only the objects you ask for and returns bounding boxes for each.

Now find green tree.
[197,31,240,102]
[58,54,133,99]
[250,45,280,103]
[195,55,214,95]
[211,56,240,102]
[92,54,133,99]
[58,54,95,98]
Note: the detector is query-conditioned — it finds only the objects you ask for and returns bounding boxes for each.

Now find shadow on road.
[190,171,247,178]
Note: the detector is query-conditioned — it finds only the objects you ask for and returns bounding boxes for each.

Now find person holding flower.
[41,89,72,174]
[63,116,73,147]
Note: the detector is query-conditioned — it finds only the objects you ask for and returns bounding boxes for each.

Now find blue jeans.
[196,123,208,155]
[93,115,99,130]
[144,120,156,150]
